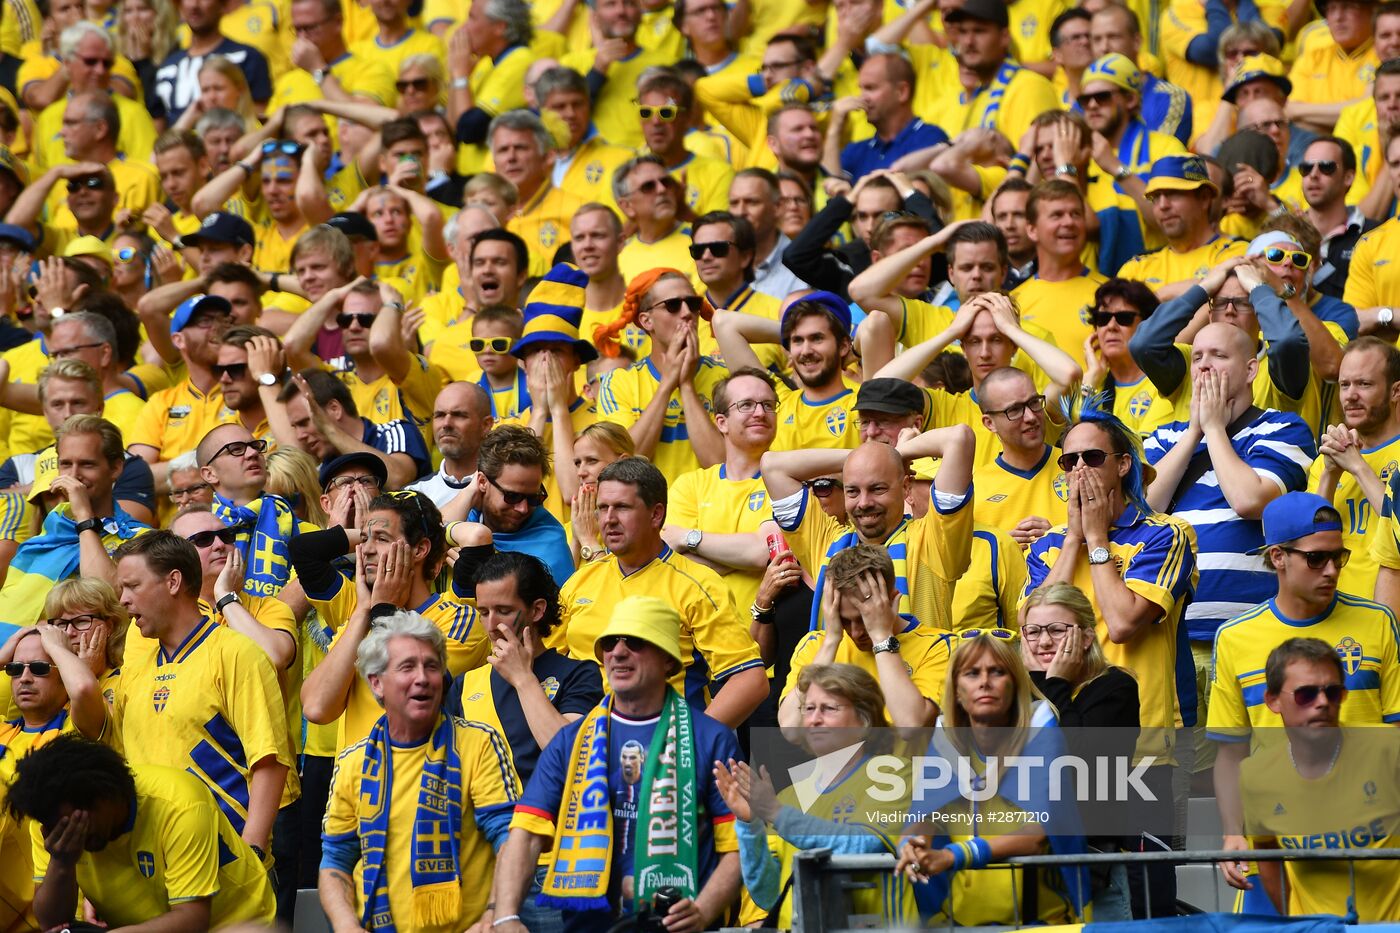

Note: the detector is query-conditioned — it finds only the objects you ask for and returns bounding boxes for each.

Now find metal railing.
[788,847,1400,932]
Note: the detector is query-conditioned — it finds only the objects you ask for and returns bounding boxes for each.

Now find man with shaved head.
[1140,261,1316,773]
[407,382,495,506]
[760,426,975,632]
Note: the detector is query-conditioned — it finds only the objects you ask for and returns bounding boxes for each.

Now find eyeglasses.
[726,398,778,415]
[46,614,104,631]
[77,54,113,68]
[760,58,802,74]
[212,362,249,381]
[1056,448,1120,471]
[327,473,382,491]
[960,628,1017,641]
[1278,546,1350,570]
[261,139,305,159]
[116,246,142,264]
[1211,296,1255,314]
[1094,309,1138,327]
[1075,89,1116,108]
[50,341,106,359]
[1299,159,1339,177]
[1021,622,1074,640]
[801,702,851,716]
[207,438,266,464]
[336,312,377,329]
[688,241,733,259]
[485,472,547,508]
[804,478,838,498]
[1244,119,1287,134]
[469,336,513,353]
[170,481,211,500]
[186,524,246,548]
[395,77,433,93]
[1262,246,1312,270]
[984,395,1046,422]
[4,661,53,677]
[637,103,680,121]
[67,176,107,192]
[599,634,652,653]
[1288,683,1345,705]
[647,295,704,315]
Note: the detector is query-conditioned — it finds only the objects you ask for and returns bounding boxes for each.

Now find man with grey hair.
[33,22,158,170]
[195,108,248,172]
[535,66,631,209]
[319,607,520,933]
[448,0,534,162]
[615,153,697,283]
[492,109,584,276]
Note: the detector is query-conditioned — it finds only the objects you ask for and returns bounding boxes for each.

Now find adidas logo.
[1274,803,1286,815]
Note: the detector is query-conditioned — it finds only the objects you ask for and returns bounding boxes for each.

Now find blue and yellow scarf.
[539,690,699,912]
[213,492,303,598]
[357,713,464,932]
[966,61,1021,130]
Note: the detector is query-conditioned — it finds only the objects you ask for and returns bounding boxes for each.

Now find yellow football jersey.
[1010,269,1108,370]
[507,183,585,278]
[0,337,50,457]
[595,356,729,482]
[1308,435,1400,595]
[268,53,397,109]
[127,379,238,461]
[1116,235,1248,291]
[559,46,674,150]
[971,446,1069,535]
[348,27,444,84]
[951,524,1029,631]
[783,618,954,718]
[772,378,860,452]
[1288,36,1378,110]
[670,153,735,214]
[1344,217,1400,311]
[617,225,699,287]
[668,464,770,611]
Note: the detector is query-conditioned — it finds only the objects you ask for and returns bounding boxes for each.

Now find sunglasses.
[1288,683,1345,705]
[1262,246,1311,270]
[77,54,114,68]
[599,634,653,653]
[469,336,513,353]
[1299,159,1339,176]
[985,395,1046,422]
[638,104,680,121]
[116,246,142,264]
[171,481,211,499]
[1094,310,1138,327]
[5,661,53,677]
[46,614,104,631]
[67,176,107,192]
[486,472,546,508]
[633,176,668,196]
[186,524,247,548]
[960,628,1017,641]
[688,241,733,259]
[1056,448,1119,471]
[1278,546,1350,570]
[804,478,838,498]
[648,295,704,315]
[208,438,266,464]
[395,77,433,92]
[336,312,377,329]
[212,362,249,381]
[327,473,382,491]
[1076,89,1116,108]
[261,139,305,159]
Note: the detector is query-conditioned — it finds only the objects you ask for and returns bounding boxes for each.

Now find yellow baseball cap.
[1223,54,1292,103]
[1081,53,1142,95]
[61,235,114,267]
[594,595,684,670]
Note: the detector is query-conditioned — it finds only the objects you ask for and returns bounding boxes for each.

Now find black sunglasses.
[1289,683,1345,705]
[1278,546,1350,570]
[486,472,546,508]
[208,439,267,464]
[985,395,1046,422]
[688,241,732,259]
[186,524,247,548]
[648,295,704,315]
[599,634,653,653]
[395,77,433,92]
[1299,159,1338,176]
[1076,89,1115,108]
[1057,448,1118,471]
[1094,310,1138,327]
[67,176,108,192]
[5,661,53,677]
[336,312,376,329]
[804,477,838,498]
[212,362,249,381]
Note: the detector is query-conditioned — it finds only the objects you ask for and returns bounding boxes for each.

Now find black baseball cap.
[855,378,925,415]
[326,211,378,242]
[184,211,255,248]
[945,0,1010,27]
[318,451,389,490]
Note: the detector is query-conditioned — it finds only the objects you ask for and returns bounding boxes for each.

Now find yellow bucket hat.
[594,595,684,670]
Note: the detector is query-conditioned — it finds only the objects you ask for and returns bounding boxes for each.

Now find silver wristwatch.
[683,528,703,552]
[872,636,900,655]
[1379,306,1394,327]
[1087,546,1111,565]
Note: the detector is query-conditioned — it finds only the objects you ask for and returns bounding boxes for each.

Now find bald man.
[407,381,495,506]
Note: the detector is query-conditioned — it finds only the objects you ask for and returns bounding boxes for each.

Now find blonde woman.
[714,663,915,928]
[174,54,259,131]
[116,0,178,115]
[264,447,330,528]
[395,53,443,114]
[896,632,1092,926]
[566,422,634,564]
[1021,582,1140,730]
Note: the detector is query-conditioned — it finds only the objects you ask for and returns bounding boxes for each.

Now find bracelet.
[492,915,521,928]
[215,592,240,613]
[750,601,775,623]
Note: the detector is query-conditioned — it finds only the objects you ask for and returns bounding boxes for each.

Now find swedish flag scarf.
[358,713,463,931]
[539,690,699,911]
[213,492,302,597]
[965,60,1021,130]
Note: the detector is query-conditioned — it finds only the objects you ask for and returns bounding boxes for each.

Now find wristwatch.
[1379,307,1395,327]
[215,592,240,613]
[451,76,470,89]
[256,371,279,386]
[1054,164,1078,178]
[48,306,65,318]
[872,636,900,655]
[1113,164,1131,181]
[311,68,326,85]
[74,517,103,536]
[1087,546,1112,565]
[579,544,605,561]
[683,528,704,553]
[383,301,406,313]
[1279,283,1297,300]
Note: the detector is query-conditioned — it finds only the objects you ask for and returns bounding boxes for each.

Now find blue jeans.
[520,864,565,933]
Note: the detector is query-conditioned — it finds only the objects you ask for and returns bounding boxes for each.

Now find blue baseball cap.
[0,223,35,252]
[1251,492,1343,552]
[1145,155,1218,196]
[780,290,853,347]
[170,294,233,335]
